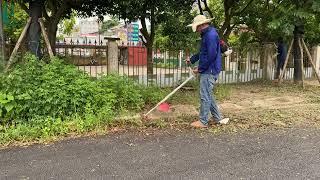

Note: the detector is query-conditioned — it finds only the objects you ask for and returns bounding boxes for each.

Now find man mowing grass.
[186,15,229,128]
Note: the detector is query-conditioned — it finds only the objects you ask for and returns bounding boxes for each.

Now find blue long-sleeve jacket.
[190,26,222,75]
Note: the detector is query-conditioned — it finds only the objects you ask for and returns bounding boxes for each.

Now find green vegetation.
[0,54,168,145]
[0,54,235,146]
[153,58,187,68]
[3,0,320,147]
[3,4,28,42]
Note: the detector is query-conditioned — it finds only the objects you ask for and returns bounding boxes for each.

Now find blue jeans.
[199,73,222,125]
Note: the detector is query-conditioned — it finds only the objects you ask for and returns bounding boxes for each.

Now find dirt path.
[218,81,320,129]
[146,80,320,131]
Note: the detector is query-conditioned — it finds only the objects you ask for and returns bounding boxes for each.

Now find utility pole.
[0,0,5,70]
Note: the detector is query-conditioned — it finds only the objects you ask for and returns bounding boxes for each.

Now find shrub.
[0,54,173,145]
[0,54,115,122]
[98,75,145,111]
[139,85,169,105]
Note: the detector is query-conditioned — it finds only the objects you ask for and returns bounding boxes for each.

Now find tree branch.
[150,6,155,44]
[42,6,50,20]
[197,0,203,15]
[18,2,29,14]
[220,0,232,37]
[234,0,255,16]
[224,23,237,38]
[139,35,147,46]
[139,16,150,44]
[40,0,58,23]
[203,0,214,18]
[55,2,69,21]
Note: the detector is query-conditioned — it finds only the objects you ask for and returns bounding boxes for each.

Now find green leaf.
[293,10,312,19]
[7,95,14,101]
[0,99,9,104]
[312,1,320,12]
[5,104,15,113]
[0,93,6,100]
[16,93,32,100]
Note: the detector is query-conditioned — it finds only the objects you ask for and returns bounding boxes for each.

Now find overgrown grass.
[169,78,232,105]
[6,54,309,146]
[0,54,167,146]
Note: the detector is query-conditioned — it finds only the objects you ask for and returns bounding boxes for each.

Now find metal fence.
[56,41,192,87]
[56,40,108,77]
[4,39,318,87]
[219,47,264,83]
[55,40,319,86]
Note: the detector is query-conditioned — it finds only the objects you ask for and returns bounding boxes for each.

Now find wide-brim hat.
[187,15,212,32]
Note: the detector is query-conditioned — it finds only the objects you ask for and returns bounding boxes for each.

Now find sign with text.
[127,23,140,42]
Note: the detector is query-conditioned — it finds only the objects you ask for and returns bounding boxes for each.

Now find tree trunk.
[46,21,59,53]
[27,0,44,58]
[223,26,233,40]
[139,13,155,76]
[146,43,153,76]
[220,1,232,39]
[293,25,304,83]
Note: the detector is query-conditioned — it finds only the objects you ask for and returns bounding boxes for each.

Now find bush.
[0,54,171,145]
[139,85,169,105]
[97,75,170,110]
[98,75,145,111]
[0,54,116,123]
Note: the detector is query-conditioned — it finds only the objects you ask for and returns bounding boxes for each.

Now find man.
[275,37,287,79]
[187,15,229,128]
[25,0,45,58]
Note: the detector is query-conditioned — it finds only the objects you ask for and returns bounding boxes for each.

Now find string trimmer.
[144,66,196,117]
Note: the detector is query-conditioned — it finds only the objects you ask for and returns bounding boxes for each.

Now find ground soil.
[146,80,320,131]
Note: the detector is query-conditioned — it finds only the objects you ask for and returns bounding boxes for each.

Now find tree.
[100,16,120,33]
[23,0,44,57]
[87,0,194,75]
[16,0,107,55]
[60,14,76,36]
[3,4,29,42]
[56,13,76,41]
[17,0,74,50]
[229,0,320,82]
[266,0,320,83]
[154,13,198,51]
[200,0,256,40]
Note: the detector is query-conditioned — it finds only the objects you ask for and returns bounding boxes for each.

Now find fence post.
[262,43,274,80]
[105,37,120,74]
[179,50,183,69]
[313,46,320,75]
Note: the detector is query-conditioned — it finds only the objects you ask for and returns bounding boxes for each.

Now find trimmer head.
[158,102,171,112]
